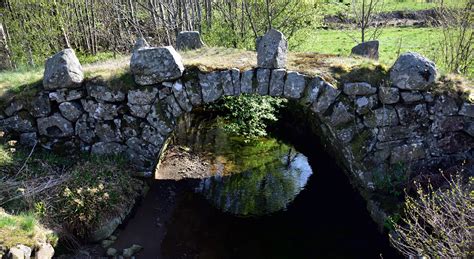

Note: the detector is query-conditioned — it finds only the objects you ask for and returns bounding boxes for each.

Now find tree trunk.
[0,23,13,70]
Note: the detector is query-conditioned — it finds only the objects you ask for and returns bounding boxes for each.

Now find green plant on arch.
[373,162,409,197]
[207,94,287,139]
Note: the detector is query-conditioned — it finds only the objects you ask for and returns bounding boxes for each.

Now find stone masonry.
[1,41,472,192]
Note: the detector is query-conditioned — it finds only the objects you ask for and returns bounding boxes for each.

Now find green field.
[292,27,453,72]
[320,0,468,14]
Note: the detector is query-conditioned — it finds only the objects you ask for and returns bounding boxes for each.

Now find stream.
[111,112,400,259]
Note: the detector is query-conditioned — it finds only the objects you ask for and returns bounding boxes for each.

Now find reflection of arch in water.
[170,112,314,216]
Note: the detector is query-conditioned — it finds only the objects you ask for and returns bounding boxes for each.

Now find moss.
[335,62,390,87]
[0,82,41,111]
[432,74,473,103]
[350,130,372,161]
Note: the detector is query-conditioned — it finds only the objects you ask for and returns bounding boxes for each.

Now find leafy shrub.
[389,175,473,258]
[207,94,287,138]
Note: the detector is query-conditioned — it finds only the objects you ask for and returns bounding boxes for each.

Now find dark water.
[155,114,400,259]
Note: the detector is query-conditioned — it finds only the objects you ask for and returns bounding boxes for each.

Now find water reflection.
[173,114,313,216]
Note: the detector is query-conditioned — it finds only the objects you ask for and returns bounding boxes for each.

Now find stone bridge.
[1,30,473,195]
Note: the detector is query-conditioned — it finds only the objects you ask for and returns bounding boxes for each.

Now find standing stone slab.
[130,46,184,86]
[43,48,84,90]
[257,29,288,69]
[176,31,204,50]
[37,113,74,138]
[284,72,306,99]
[240,70,254,94]
[351,40,379,60]
[200,72,223,103]
[269,69,286,97]
[390,52,437,90]
[256,69,271,95]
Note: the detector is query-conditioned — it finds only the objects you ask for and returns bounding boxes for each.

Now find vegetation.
[207,94,287,138]
[372,163,408,197]
[0,209,56,250]
[389,174,473,258]
[0,142,144,241]
[55,159,143,238]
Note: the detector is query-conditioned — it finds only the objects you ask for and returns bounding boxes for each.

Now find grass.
[0,140,145,240]
[320,0,468,15]
[293,27,442,66]
[0,210,53,249]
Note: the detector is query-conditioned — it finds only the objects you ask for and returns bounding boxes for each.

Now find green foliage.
[0,210,48,249]
[0,145,13,166]
[384,213,401,231]
[202,0,321,50]
[390,175,473,258]
[373,163,408,197]
[208,94,287,138]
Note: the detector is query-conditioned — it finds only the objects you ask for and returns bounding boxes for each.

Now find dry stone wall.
[0,44,473,190]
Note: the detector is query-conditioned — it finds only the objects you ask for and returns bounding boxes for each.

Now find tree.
[0,23,13,70]
[435,1,473,75]
[350,0,383,43]
[389,175,473,258]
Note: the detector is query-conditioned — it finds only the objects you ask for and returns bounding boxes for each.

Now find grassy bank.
[0,210,55,249]
[0,141,145,244]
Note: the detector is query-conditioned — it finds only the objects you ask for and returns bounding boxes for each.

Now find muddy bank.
[323,8,441,28]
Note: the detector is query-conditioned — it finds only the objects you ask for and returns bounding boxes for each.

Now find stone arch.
[0,46,473,196]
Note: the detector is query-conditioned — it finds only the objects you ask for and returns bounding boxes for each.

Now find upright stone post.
[130,43,184,86]
[176,31,204,50]
[351,40,379,60]
[43,48,84,90]
[0,23,13,71]
[257,29,288,69]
